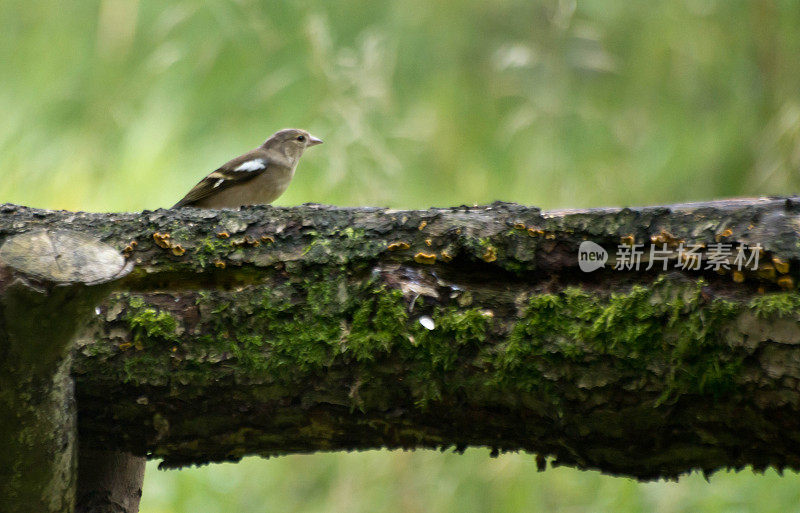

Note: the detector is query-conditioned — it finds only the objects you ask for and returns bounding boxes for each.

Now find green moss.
[414,308,489,370]
[301,227,377,262]
[500,277,743,401]
[118,295,182,383]
[219,274,346,379]
[115,269,504,410]
[111,272,800,409]
[341,227,365,239]
[125,298,179,346]
[348,288,409,360]
[405,307,492,406]
[194,236,231,267]
[122,352,168,386]
[749,292,800,318]
[305,274,347,316]
[499,259,527,275]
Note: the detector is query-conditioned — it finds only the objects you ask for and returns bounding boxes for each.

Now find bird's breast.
[249,164,296,204]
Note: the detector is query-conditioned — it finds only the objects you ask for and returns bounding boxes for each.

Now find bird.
[172,128,322,208]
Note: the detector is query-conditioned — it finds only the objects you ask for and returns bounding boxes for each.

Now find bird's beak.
[307,135,323,146]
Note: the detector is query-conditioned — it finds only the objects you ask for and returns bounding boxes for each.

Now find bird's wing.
[172,154,270,208]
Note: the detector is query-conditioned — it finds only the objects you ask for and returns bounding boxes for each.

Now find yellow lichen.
[757,263,776,281]
[650,230,683,247]
[153,232,171,249]
[387,241,410,251]
[123,240,138,255]
[773,257,790,274]
[414,252,437,264]
[482,246,497,263]
[715,228,733,242]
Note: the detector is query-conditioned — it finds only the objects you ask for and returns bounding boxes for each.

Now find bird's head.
[263,128,323,161]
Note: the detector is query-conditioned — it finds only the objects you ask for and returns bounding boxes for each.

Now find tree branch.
[4,198,800,480]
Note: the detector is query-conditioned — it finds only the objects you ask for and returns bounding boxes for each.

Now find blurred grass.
[141,450,800,513]
[2,0,800,212]
[2,0,800,511]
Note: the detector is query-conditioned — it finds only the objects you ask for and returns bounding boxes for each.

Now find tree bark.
[0,230,130,513]
[3,198,800,482]
[76,450,145,513]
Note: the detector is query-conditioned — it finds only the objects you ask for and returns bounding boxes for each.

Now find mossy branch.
[3,198,800,480]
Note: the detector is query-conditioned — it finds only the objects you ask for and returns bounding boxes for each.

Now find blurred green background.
[2,0,800,511]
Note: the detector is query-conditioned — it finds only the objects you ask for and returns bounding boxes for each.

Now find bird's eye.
[297,135,306,142]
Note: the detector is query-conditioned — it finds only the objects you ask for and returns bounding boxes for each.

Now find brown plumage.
[173,128,322,208]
